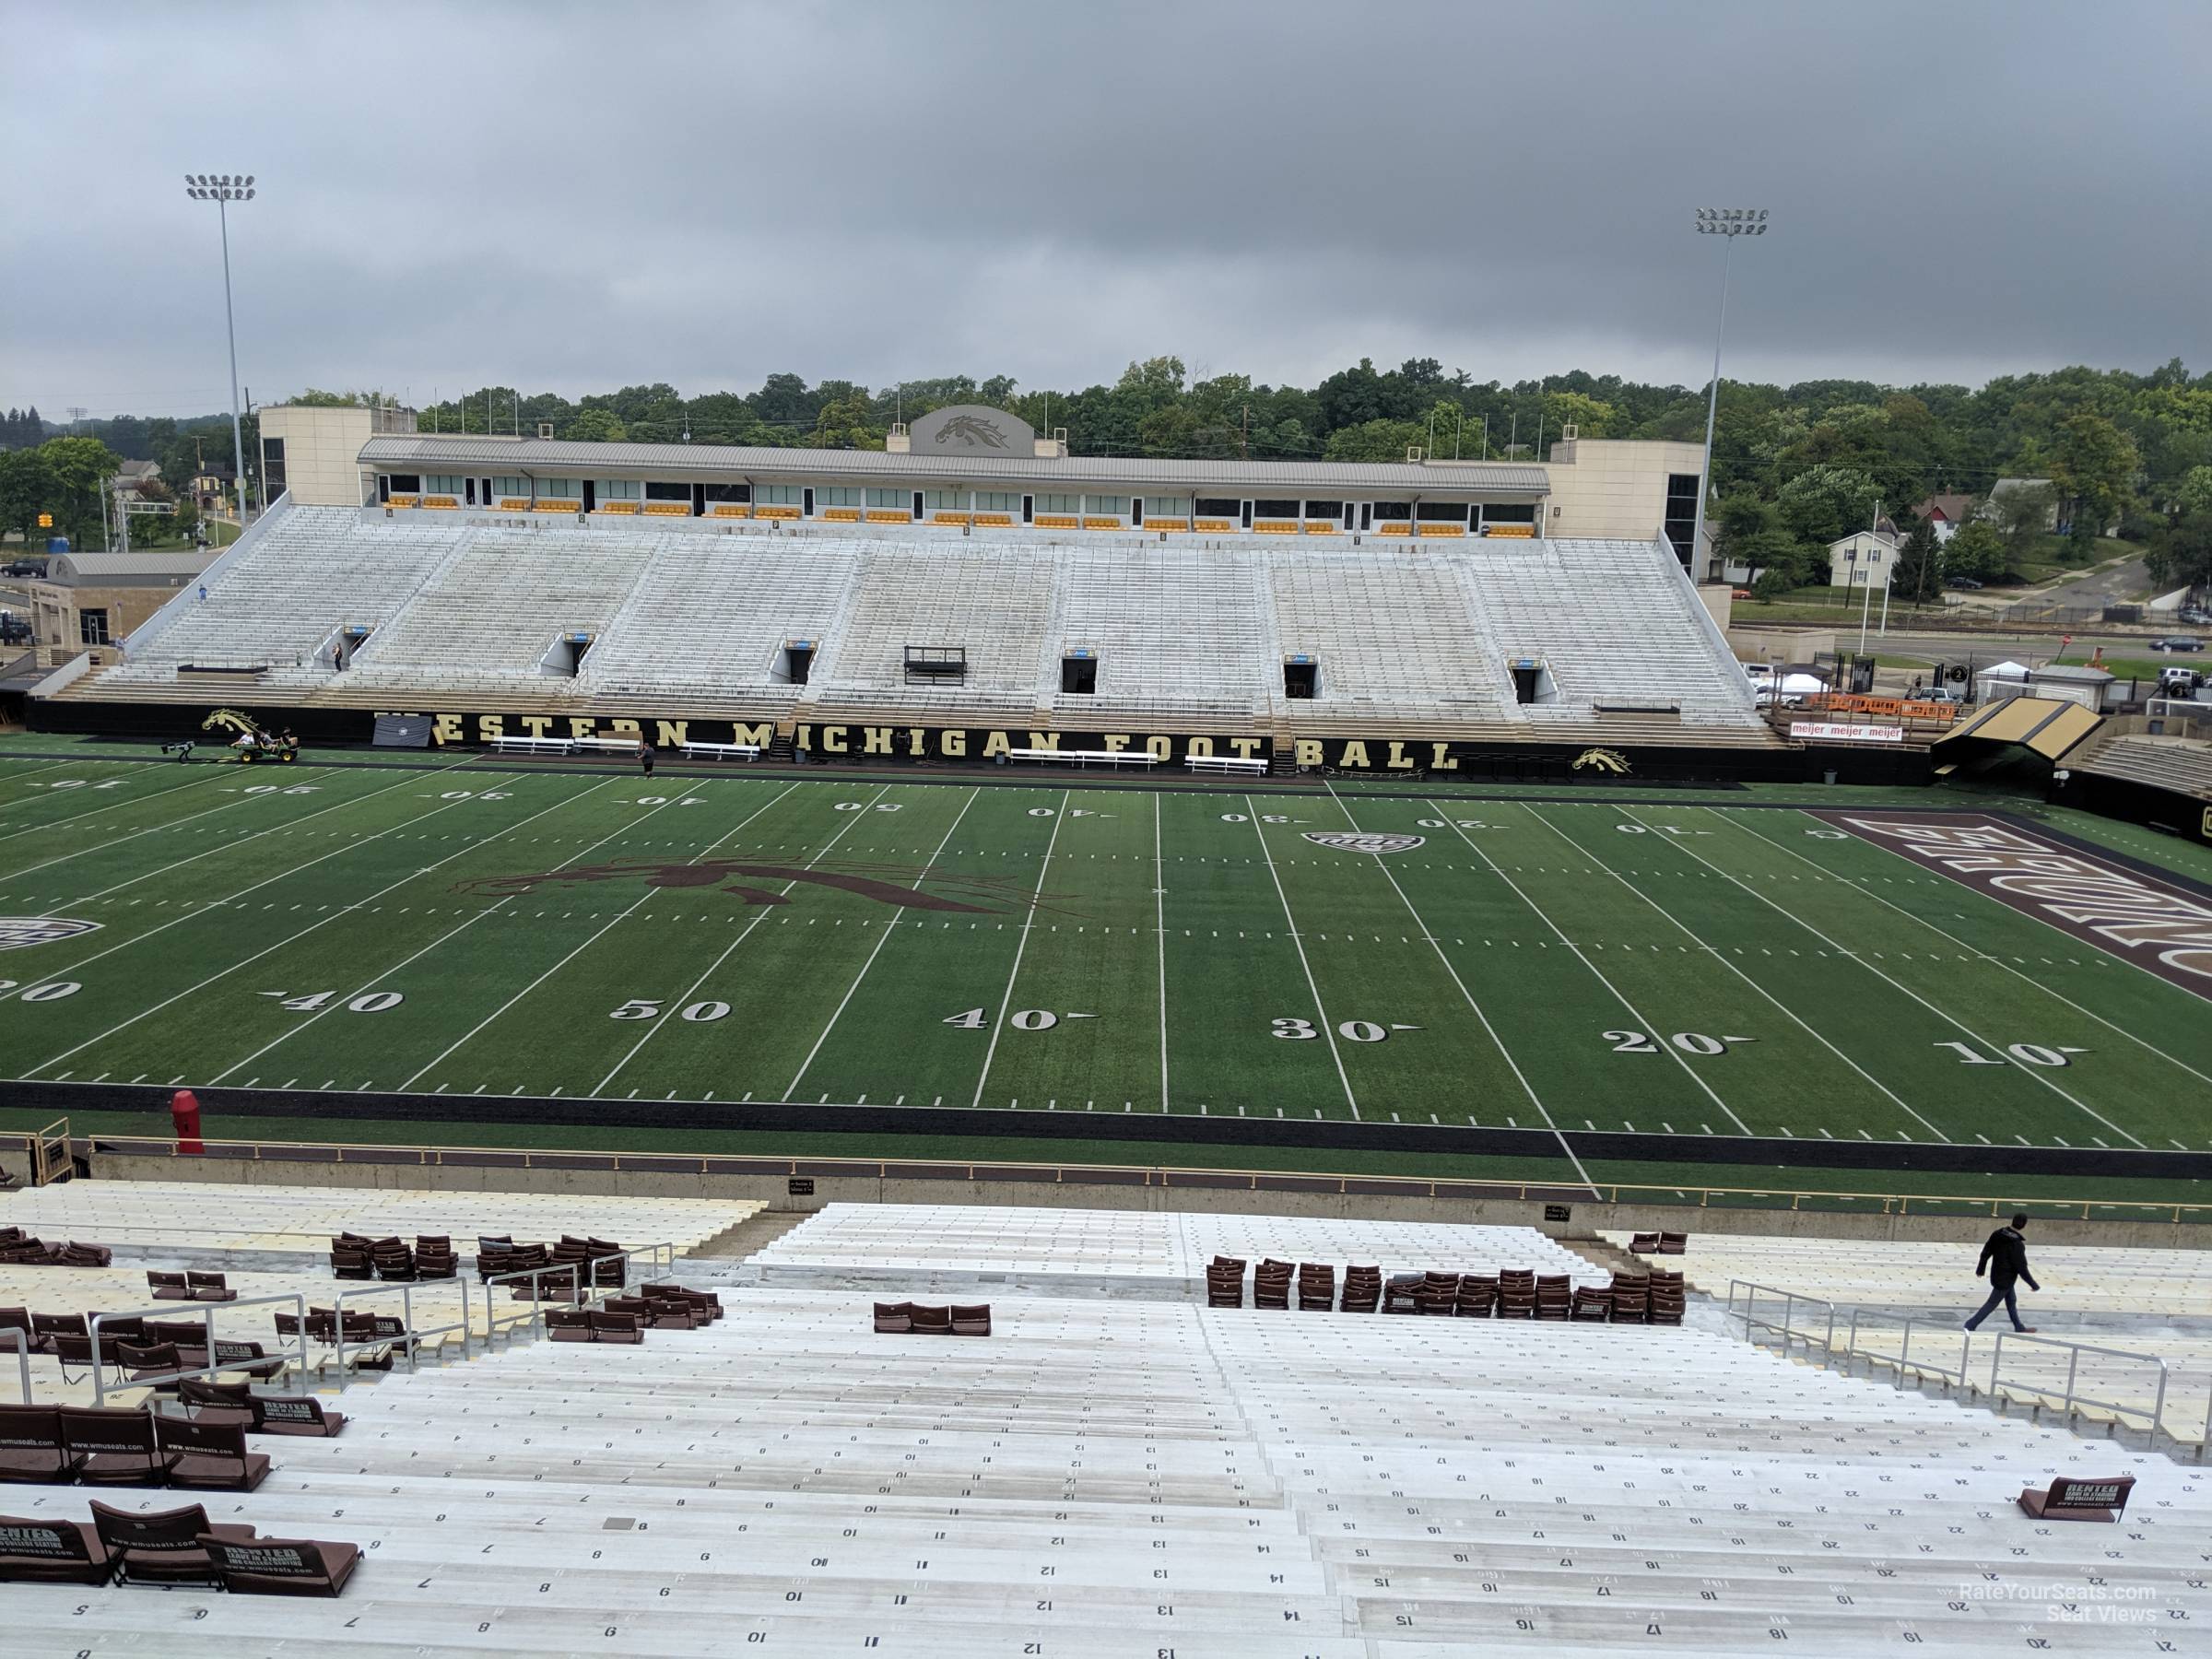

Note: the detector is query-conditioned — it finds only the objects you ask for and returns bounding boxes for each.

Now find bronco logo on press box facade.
[0,917,100,951]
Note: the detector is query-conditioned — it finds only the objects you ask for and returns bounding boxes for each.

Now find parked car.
[3,559,48,578]
[1946,575,1985,590]
[2179,607,2212,626]
[2149,635,2204,653]
[0,615,30,645]
[1730,588,1752,600]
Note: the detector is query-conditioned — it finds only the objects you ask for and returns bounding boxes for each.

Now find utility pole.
[183,173,254,524]
[1689,208,1771,575]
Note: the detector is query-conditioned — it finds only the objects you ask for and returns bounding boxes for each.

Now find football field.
[2,747,2209,1181]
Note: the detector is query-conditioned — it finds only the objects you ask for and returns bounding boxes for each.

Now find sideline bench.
[1184,755,1268,775]
[1006,747,1159,770]
[679,741,760,762]
[488,736,575,757]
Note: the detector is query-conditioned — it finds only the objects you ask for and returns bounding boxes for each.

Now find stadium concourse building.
[32,401,1865,780]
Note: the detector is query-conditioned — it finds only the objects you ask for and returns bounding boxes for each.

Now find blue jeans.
[1965,1282,2028,1331]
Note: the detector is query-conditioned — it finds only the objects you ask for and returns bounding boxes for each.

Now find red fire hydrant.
[171,1088,204,1156]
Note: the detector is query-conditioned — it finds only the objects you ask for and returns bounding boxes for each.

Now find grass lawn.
[2053,652,2195,682]
[1,749,2207,1201]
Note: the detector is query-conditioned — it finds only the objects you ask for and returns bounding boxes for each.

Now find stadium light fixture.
[186,171,258,519]
[1688,208,1770,581]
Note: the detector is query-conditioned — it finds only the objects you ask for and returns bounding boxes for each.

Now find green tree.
[2174,465,2212,520]
[1323,418,1428,463]
[805,393,882,450]
[1992,481,2056,562]
[564,408,627,443]
[1945,520,2006,582]
[1774,465,1879,547]
[1893,519,1943,605]
[37,436,121,544]
[2047,411,2138,533]
[0,446,56,539]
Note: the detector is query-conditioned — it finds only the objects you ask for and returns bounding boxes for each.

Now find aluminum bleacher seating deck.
[4,1194,2206,1649]
[2070,730,2212,800]
[91,512,1776,746]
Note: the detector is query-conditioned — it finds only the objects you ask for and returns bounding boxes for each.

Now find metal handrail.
[4,1327,29,1405]
[479,1244,675,1350]
[87,1291,311,1406]
[1990,1330,2172,1441]
[327,1276,473,1376]
[1724,1279,1834,1353]
[30,1128,2212,1225]
[1725,1282,2206,1460]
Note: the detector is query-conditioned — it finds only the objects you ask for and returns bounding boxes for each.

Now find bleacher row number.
[1606,1030,1752,1055]
[1935,1040,2082,1067]
[0,978,80,1003]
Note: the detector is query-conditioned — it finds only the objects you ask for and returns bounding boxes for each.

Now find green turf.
[1,750,2207,1188]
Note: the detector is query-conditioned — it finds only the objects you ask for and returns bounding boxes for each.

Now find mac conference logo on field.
[1301,832,1424,855]
[0,917,100,951]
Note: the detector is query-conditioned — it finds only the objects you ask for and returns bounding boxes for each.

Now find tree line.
[9,356,2210,597]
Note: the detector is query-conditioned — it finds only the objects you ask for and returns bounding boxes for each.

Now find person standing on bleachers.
[1964,1213,2040,1333]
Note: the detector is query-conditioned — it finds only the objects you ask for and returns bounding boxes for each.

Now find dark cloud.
[4,0,2206,418]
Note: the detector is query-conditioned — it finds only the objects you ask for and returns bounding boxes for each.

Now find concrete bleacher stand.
[6,1182,2208,1648]
[68,506,1776,764]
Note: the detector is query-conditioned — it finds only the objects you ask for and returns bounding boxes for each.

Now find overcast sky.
[5,0,2207,421]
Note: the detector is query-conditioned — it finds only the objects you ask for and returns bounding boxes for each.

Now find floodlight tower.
[1689,207,1768,577]
[185,173,256,520]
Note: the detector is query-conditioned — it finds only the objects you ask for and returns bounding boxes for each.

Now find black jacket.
[1977,1226,2038,1289]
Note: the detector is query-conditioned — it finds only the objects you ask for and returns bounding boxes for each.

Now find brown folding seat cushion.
[90,1499,257,1585]
[1628,1232,1660,1253]
[0,1516,116,1584]
[1658,1232,1688,1254]
[51,1331,122,1382]
[147,1271,193,1300]
[120,1341,186,1385]
[31,1312,84,1354]
[63,1406,177,1486]
[873,1302,914,1333]
[949,1305,992,1336]
[60,1242,113,1267]
[0,1405,79,1484]
[1415,1284,1455,1316]
[330,1252,374,1280]
[178,1378,257,1429]
[146,1318,212,1346]
[187,1273,236,1302]
[158,1415,271,1490]
[547,1309,593,1342]
[187,1382,343,1439]
[588,1311,642,1345]
[204,1533,359,1596]
[909,1305,953,1335]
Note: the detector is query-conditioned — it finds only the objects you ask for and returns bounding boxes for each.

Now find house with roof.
[1828,526,1900,589]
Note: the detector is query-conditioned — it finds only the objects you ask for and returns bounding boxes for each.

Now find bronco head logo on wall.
[907,404,1036,453]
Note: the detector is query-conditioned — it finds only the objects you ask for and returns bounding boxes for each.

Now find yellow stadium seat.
[1377,522,1412,536]
[710,504,751,517]
[865,511,909,524]
[822,508,861,522]
[974,512,1013,526]
[643,501,690,516]
[1194,518,1234,533]
[498,498,532,511]
[595,501,638,514]
[1035,514,1080,529]
[385,496,418,509]
[932,512,973,525]
[1147,520,1192,533]
[420,497,458,510]
[754,505,801,520]
[1303,522,1341,534]
[1418,523,1465,537]
[1484,523,1536,538]
[1082,517,1122,530]
[1253,520,1299,535]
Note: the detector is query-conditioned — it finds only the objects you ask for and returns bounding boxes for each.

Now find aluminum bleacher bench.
[1006,747,1159,769]
[571,735,643,756]
[679,741,760,761]
[1183,755,1268,774]
[488,736,574,757]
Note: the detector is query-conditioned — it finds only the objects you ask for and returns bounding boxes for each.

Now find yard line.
[22,760,485,984]
[417,781,809,1095]
[0,761,186,845]
[1724,807,2212,1095]
[1405,794,1753,1136]
[200,774,644,1083]
[1321,783,1594,1186]
[18,775,584,1078]
[1154,791,1169,1113]
[1520,804,1950,1141]
[778,786,978,1102]
[0,758,96,797]
[971,790,1072,1111]
[1620,805,2148,1147]
[23,752,478,904]
[1246,793,1359,1121]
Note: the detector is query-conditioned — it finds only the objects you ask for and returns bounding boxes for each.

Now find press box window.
[1253,499,1299,518]
[79,608,111,646]
[597,479,641,500]
[1194,497,1241,518]
[756,484,803,506]
[703,483,751,504]
[644,480,691,501]
[866,489,905,509]
[975,491,1021,512]
[818,487,864,508]
[261,436,286,495]
[537,477,580,500]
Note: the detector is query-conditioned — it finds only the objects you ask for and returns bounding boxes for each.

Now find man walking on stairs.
[1964,1212,2040,1333]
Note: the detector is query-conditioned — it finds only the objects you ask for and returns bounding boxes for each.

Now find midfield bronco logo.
[0,917,101,951]
[458,858,1035,913]
[1572,747,1632,774]
[1300,832,1424,855]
